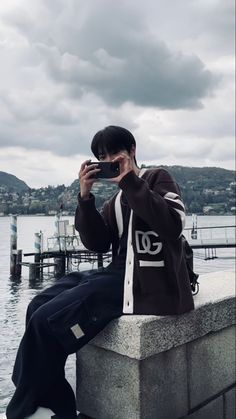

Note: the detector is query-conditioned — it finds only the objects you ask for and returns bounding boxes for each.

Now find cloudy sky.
[0,0,235,188]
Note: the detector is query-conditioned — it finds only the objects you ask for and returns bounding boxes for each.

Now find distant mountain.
[157,165,235,188]
[71,165,235,191]
[0,166,235,215]
[0,171,29,192]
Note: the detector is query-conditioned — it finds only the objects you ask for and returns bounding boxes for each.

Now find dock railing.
[184,225,236,248]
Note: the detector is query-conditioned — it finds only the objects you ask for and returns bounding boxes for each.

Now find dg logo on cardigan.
[135,230,163,255]
[135,230,165,268]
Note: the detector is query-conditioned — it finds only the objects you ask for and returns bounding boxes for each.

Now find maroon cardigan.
[75,168,194,315]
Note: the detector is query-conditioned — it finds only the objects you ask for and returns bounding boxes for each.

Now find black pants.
[6,266,124,419]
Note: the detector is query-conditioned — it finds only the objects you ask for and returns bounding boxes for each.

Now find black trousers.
[6,266,124,419]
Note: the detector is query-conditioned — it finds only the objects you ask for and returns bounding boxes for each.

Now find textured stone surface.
[186,396,223,419]
[76,344,188,419]
[76,271,236,419]
[224,387,236,419]
[77,345,140,419]
[139,345,188,419]
[88,271,235,359]
[188,325,236,408]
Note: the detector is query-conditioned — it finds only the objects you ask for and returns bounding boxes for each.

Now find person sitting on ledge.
[5,125,194,419]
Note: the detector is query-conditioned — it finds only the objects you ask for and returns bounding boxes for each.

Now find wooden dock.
[9,215,235,279]
[22,248,112,279]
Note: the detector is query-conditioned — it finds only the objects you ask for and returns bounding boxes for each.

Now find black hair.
[91,125,137,162]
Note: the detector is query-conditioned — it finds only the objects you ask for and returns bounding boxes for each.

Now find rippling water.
[0,215,235,412]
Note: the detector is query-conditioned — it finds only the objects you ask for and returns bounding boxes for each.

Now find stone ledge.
[88,271,235,359]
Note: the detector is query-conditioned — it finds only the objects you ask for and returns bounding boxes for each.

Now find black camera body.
[88,161,120,179]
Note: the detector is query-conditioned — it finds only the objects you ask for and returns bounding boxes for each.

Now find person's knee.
[28,304,50,334]
[26,294,44,325]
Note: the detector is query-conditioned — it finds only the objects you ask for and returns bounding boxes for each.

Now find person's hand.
[110,153,134,183]
[78,160,100,200]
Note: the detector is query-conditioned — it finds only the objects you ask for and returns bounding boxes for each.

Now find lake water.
[0,215,235,412]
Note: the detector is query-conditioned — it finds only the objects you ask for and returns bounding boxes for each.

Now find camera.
[88,161,120,179]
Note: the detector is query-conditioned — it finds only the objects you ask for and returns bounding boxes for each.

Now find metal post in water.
[54,256,66,278]
[191,214,198,239]
[34,232,42,278]
[34,232,42,253]
[55,213,61,251]
[10,215,17,276]
[15,250,22,277]
[97,253,103,268]
[29,263,37,280]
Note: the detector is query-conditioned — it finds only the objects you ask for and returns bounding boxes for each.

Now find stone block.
[76,271,236,419]
[77,345,140,419]
[188,325,236,408]
[139,346,188,419]
[224,387,236,419]
[186,396,223,419]
[76,344,188,419]
[87,272,236,360]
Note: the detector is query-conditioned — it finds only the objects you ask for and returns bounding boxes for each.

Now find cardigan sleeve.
[74,193,112,252]
[119,169,185,240]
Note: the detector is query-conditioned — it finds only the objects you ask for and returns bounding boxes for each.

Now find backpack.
[182,235,199,295]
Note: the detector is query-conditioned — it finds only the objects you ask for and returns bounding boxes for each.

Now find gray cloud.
[0,88,138,156]
[39,42,217,109]
[5,0,219,109]
[0,0,234,184]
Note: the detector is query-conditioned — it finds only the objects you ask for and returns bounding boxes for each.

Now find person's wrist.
[80,193,90,200]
